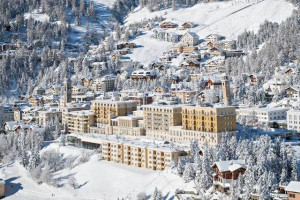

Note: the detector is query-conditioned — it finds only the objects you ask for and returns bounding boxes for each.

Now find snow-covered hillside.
[1,143,193,200]
[125,0,295,65]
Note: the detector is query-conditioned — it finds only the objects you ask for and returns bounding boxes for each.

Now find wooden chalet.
[181,22,194,29]
[212,160,247,193]
[286,86,300,100]
[160,21,177,29]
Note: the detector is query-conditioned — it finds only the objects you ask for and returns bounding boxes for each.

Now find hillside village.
[0,0,300,199]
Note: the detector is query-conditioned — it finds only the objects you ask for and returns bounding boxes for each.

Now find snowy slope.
[125,0,295,65]
[2,143,193,200]
[126,0,295,39]
[128,31,174,65]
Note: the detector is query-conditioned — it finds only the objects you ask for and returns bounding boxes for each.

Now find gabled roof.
[212,160,247,172]
[285,181,300,193]
[181,31,199,40]
[286,86,300,92]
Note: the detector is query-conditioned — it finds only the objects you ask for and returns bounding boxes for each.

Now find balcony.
[213,177,233,188]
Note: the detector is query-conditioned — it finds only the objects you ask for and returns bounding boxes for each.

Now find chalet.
[33,87,46,95]
[180,22,194,29]
[160,21,177,29]
[43,95,60,104]
[209,47,224,57]
[180,59,200,68]
[207,41,223,49]
[152,62,169,71]
[189,51,201,60]
[124,42,136,49]
[249,74,265,85]
[4,121,32,133]
[131,70,156,81]
[154,86,168,93]
[183,46,198,53]
[72,85,87,94]
[285,181,300,200]
[50,84,61,95]
[286,86,300,100]
[172,44,184,54]
[180,31,199,46]
[212,160,247,193]
[205,76,222,90]
[205,34,223,42]
[81,78,93,87]
[29,95,44,107]
[205,57,226,73]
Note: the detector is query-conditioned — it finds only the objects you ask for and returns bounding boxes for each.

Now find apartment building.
[143,104,183,138]
[167,105,236,145]
[287,110,300,133]
[182,105,236,132]
[62,110,94,133]
[92,75,115,92]
[0,105,14,126]
[110,116,145,136]
[237,107,288,123]
[67,133,188,171]
[171,90,197,104]
[38,108,62,127]
[92,100,137,125]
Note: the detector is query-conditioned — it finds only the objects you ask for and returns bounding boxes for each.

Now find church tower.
[63,65,72,107]
[222,73,231,106]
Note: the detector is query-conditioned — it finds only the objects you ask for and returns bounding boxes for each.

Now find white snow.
[126,0,295,39]
[125,0,295,65]
[1,142,193,200]
[24,10,50,23]
[127,31,173,65]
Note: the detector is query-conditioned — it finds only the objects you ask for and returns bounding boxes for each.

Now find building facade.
[62,110,94,133]
[143,104,183,138]
[92,76,115,92]
[287,110,300,133]
[92,100,137,125]
[67,134,188,171]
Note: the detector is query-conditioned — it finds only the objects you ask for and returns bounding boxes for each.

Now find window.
[289,193,295,198]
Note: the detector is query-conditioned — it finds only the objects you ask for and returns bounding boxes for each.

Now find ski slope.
[125,0,295,65]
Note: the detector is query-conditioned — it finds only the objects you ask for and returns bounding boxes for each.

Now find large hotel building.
[67,133,188,171]
[142,104,236,146]
[169,105,236,145]
[62,110,94,133]
[143,104,182,138]
[91,99,137,125]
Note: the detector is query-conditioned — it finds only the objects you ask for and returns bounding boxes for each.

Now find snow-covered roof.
[213,160,247,172]
[285,181,300,193]
[68,133,187,153]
